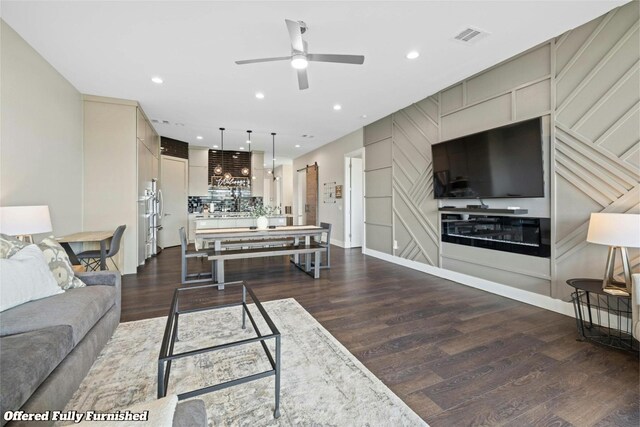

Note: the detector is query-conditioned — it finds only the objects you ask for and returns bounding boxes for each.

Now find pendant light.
[271,132,278,181]
[241,130,251,176]
[214,128,224,176]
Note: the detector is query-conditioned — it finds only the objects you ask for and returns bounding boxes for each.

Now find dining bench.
[208,242,326,288]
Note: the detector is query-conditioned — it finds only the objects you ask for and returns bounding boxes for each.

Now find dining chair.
[317,222,332,269]
[179,227,216,285]
[77,225,127,271]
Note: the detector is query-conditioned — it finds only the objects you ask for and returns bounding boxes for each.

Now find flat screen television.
[431,117,544,199]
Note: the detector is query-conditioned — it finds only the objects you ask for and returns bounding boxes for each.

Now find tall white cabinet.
[188,147,209,196]
[83,95,159,274]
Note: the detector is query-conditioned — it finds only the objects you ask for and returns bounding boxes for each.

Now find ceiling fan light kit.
[290,54,308,70]
[235,19,365,90]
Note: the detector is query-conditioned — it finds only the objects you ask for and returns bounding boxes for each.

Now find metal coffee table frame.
[157,281,281,418]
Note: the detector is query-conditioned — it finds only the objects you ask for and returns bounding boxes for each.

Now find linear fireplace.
[441,214,551,258]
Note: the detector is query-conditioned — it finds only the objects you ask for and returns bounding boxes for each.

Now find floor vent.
[453,27,489,44]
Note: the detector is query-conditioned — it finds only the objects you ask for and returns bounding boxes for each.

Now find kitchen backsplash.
[188,195,263,213]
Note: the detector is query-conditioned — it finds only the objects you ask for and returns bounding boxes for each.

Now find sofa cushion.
[38,237,86,290]
[0,285,116,345]
[0,325,74,416]
[0,244,64,312]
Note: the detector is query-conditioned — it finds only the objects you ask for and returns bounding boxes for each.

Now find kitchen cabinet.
[83,95,159,274]
[189,166,209,196]
[188,147,210,196]
[137,109,159,158]
[189,147,208,167]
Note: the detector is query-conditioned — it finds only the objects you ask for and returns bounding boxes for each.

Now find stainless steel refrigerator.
[145,178,163,257]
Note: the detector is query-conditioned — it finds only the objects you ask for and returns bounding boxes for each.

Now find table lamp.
[587,212,640,295]
[0,205,53,243]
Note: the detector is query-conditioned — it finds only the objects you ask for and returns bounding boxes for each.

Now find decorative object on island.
[0,205,52,243]
[586,212,640,295]
[251,204,280,230]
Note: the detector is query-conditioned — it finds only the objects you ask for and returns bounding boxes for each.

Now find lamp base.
[602,246,632,296]
[16,234,35,244]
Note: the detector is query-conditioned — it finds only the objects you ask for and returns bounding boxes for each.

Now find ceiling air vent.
[453,27,489,44]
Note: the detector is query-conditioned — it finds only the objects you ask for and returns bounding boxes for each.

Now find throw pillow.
[0,233,28,259]
[74,395,178,427]
[0,245,64,312]
[37,237,86,290]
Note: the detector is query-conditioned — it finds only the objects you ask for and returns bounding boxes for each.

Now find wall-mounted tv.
[431,117,544,199]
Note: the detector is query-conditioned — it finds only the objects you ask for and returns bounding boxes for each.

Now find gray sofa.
[0,271,206,427]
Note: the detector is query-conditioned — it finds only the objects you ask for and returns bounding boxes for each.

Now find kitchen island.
[187,213,290,242]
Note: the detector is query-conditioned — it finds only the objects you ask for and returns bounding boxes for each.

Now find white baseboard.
[363,248,575,318]
[330,238,346,248]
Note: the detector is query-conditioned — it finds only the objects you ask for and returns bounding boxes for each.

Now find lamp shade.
[587,213,640,248]
[0,205,52,236]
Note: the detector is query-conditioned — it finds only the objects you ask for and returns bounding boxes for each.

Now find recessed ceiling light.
[333,104,342,111]
[361,114,368,119]
[255,92,265,99]
[239,147,245,150]
[196,136,203,140]
[406,51,420,59]
[295,144,301,148]
[213,145,219,148]
[151,76,163,84]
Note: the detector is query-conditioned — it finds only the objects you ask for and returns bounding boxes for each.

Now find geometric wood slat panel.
[391,97,440,265]
[553,0,640,299]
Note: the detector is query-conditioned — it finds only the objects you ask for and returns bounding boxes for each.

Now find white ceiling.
[2,1,625,163]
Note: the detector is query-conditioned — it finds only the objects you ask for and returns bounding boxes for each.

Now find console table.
[567,278,638,352]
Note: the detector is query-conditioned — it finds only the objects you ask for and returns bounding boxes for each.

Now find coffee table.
[157,281,281,418]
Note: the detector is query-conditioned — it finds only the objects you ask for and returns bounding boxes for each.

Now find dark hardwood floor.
[122,246,639,426]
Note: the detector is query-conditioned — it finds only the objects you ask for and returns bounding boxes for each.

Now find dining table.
[56,230,114,270]
[195,225,325,283]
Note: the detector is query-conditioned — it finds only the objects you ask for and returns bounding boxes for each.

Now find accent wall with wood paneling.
[364,1,639,300]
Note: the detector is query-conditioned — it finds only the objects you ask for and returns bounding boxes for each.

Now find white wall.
[0,20,83,236]
[293,129,363,247]
[274,164,293,210]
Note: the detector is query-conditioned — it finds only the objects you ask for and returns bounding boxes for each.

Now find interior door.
[350,158,364,247]
[305,164,318,225]
[296,169,306,225]
[160,155,188,248]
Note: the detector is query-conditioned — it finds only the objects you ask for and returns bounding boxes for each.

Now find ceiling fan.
[235,19,365,90]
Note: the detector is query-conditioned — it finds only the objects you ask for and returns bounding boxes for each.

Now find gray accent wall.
[364,1,639,300]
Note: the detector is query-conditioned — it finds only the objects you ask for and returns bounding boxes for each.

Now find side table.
[567,278,638,352]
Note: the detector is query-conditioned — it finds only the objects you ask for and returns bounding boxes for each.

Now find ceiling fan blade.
[285,19,305,53]
[297,68,309,90]
[307,54,365,65]
[235,56,291,65]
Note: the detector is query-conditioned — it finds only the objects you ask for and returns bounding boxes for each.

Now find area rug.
[62,298,427,426]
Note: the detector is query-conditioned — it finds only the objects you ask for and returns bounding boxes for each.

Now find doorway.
[296,169,306,225]
[344,149,364,249]
[296,163,318,225]
[159,155,188,248]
